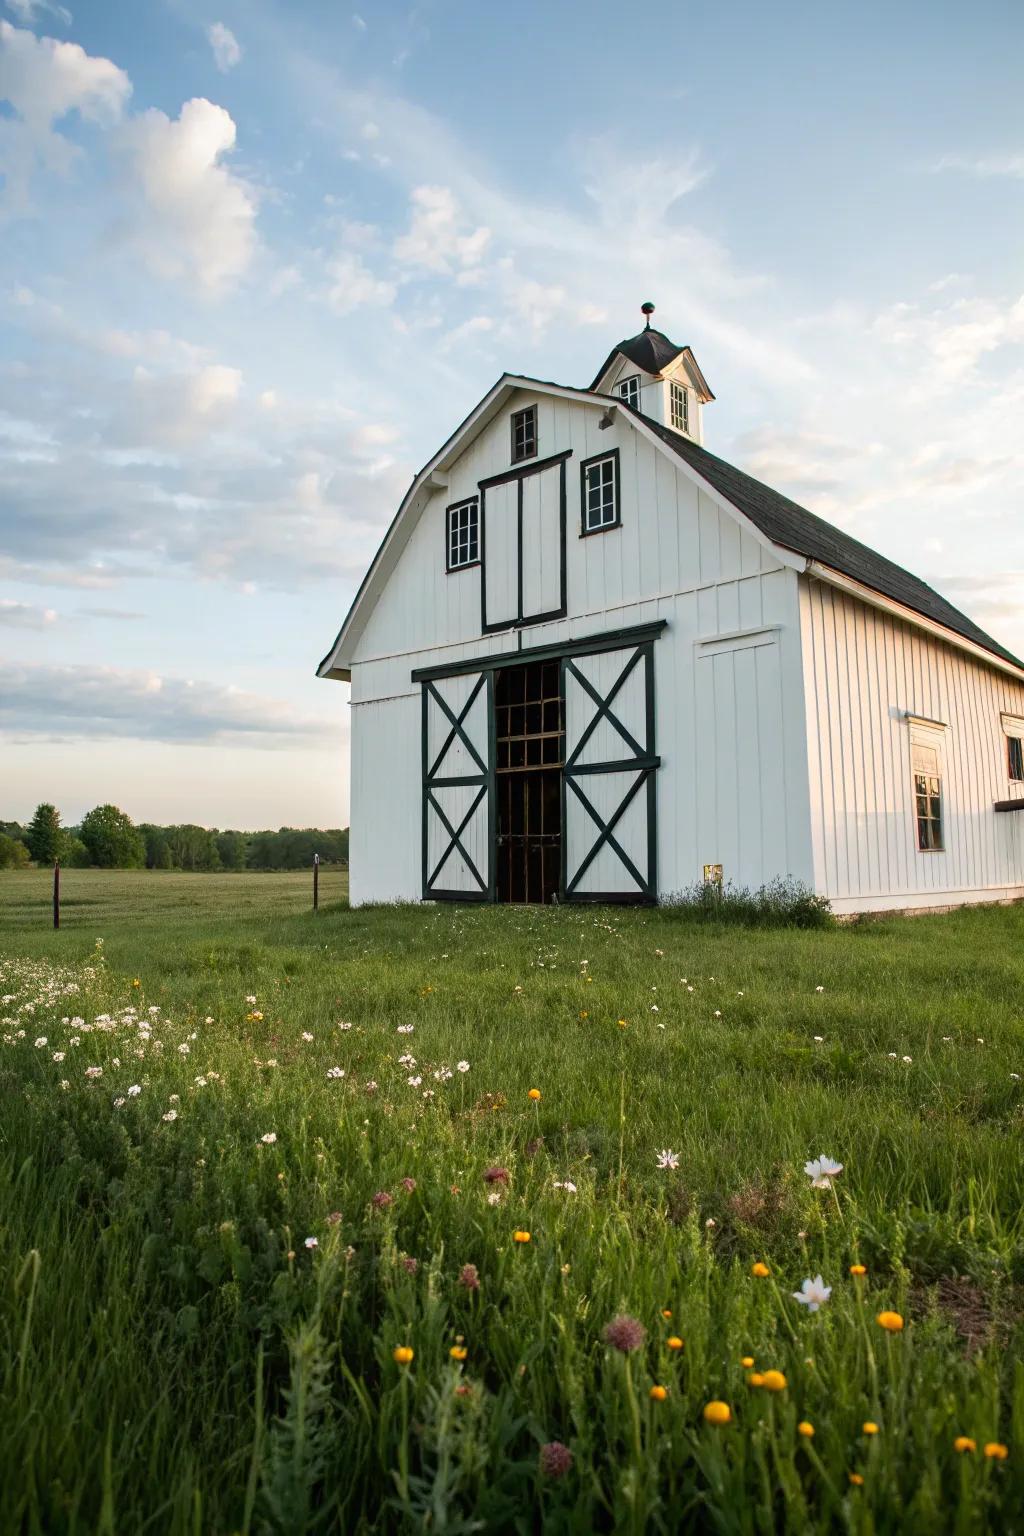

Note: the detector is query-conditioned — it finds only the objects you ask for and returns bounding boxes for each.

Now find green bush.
[662,877,835,929]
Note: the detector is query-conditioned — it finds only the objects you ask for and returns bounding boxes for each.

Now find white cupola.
[590,303,714,445]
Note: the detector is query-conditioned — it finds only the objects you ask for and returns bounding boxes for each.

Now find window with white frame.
[1003,714,1024,781]
[446,498,479,571]
[910,729,944,851]
[511,405,537,463]
[617,375,641,410]
[581,451,619,535]
[670,379,690,433]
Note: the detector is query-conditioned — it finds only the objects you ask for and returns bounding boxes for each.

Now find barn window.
[911,738,944,852]
[580,450,620,536]
[617,375,641,410]
[1003,715,1024,780]
[511,406,537,463]
[446,497,479,571]
[670,380,689,433]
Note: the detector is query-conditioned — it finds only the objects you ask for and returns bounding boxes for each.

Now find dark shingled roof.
[635,411,1023,671]
[590,327,685,389]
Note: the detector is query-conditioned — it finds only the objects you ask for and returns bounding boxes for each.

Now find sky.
[1,0,1022,831]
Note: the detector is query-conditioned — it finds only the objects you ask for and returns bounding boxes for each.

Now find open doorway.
[494,660,563,903]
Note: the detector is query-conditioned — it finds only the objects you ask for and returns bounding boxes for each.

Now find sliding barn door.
[561,640,659,902]
[421,672,493,900]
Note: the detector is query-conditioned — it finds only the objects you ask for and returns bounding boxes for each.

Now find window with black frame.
[511,405,537,463]
[581,451,619,535]
[617,375,641,410]
[446,498,479,571]
[911,739,944,851]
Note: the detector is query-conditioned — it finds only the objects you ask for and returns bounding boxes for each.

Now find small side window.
[911,737,944,851]
[1009,734,1024,781]
[511,406,537,463]
[446,498,479,571]
[670,379,689,433]
[580,450,620,536]
[617,375,641,410]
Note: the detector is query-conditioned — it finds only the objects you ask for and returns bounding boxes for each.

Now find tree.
[139,824,173,870]
[164,824,221,872]
[25,803,63,864]
[0,833,30,869]
[62,836,92,868]
[216,830,248,871]
[79,805,146,869]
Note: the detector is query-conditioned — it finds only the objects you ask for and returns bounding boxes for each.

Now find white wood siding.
[799,578,1024,913]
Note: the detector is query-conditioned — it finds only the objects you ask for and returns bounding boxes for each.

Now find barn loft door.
[422,672,494,901]
[561,641,659,902]
[480,451,569,634]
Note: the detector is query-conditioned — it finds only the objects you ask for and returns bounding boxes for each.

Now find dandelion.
[760,1370,787,1392]
[656,1149,679,1170]
[804,1155,843,1189]
[751,1262,771,1278]
[304,1236,318,1249]
[458,1263,480,1290]
[528,1088,541,1100]
[953,1436,976,1454]
[798,1422,814,1438]
[260,1132,277,1145]
[162,1109,178,1122]
[792,1275,832,1312]
[513,1230,531,1244]
[449,1345,467,1361]
[539,1441,574,1480]
[849,1263,867,1276]
[863,1422,879,1436]
[392,1346,414,1365]
[984,1443,1008,1460]
[603,1315,646,1353]
[876,1311,904,1332]
[703,1401,731,1425]
[649,1385,668,1401]
[667,1336,684,1352]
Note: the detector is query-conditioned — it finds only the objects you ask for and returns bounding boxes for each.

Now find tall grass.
[0,871,1023,1531]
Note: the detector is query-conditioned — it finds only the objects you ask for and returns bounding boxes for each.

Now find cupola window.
[617,375,641,410]
[670,380,689,434]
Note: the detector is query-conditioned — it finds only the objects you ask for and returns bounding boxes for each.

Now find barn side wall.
[798,578,1024,914]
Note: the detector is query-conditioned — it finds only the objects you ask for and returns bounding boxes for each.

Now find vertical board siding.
[800,578,1024,909]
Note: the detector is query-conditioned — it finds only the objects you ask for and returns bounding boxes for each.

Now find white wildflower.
[656,1149,679,1170]
[162,1109,178,1122]
[260,1132,277,1144]
[804,1155,843,1189]
[792,1275,832,1312]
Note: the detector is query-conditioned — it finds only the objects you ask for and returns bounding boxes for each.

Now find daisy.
[656,1149,679,1169]
[792,1275,832,1312]
[804,1155,843,1189]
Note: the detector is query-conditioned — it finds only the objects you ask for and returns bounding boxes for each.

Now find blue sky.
[1,0,1022,829]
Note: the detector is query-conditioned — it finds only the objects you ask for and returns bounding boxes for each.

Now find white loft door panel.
[482,481,518,630]
[520,463,563,621]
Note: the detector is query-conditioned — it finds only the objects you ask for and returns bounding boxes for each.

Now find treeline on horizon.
[0,803,349,873]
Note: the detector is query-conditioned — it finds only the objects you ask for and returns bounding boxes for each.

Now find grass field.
[2,869,1023,1533]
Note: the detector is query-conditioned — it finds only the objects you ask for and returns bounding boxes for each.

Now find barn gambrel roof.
[318,374,1023,681]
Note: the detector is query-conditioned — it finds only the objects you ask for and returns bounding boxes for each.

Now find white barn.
[319,309,1024,915]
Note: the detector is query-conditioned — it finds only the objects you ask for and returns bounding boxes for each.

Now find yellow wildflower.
[849,1473,864,1487]
[876,1310,904,1332]
[392,1346,414,1365]
[666,1335,684,1352]
[528,1088,541,1101]
[849,1263,867,1276]
[703,1401,731,1425]
[984,1443,1008,1460]
[513,1230,531,1243]
[863,1422,879,1436]
[760,1370,787,1393]
[449,1346,467,1361]
[798,1422,814,1438]
[741,1356,754,1368]
[953,1437,976,1454]
[649,1385,668,1401]
[751,1262,770,1278]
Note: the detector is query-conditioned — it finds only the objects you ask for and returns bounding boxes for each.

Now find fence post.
[53,860,60,930]
[313,853,319,912]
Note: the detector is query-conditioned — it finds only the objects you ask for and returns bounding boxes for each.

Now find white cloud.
[4,1,71,28]
[325,250,395,315]
[933,152,1024,180]
[0,20,130,202]
[351,13,366,29]
[207,22,241,73]
[119,97,258,292]
[394,185,491,274]
[0,597,57,627]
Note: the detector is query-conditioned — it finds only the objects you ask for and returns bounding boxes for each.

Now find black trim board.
[412,620,667,683]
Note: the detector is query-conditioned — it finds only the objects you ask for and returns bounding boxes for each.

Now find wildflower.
[656,1149,679,1170]
[484,1166,509,1185]
[397,1024,414,1034]
[513,1230,531,1244]
[372,1191,394,1210]
[458,1263,480,1290]
[407,1075,422,1088]
[449,1345,467,1361]
[748,1373,764,1387]
[337,1020,353,1031]
[487,1191,501,1205]
[246,995,257,1004]
[863,1422,879,1436]
[849,1263,867,1276]
[751,1262,770,1278]
[813,1035,824,1043]
[34,1037,47,1048]
[301,1032,314,1042]
[705,1217,716,1229]
[326,1211,342,1226]
[401,1256,417,1274]
[667,1336,684,1351]
[552,1179,577,1193]
[953,1437,976,1454]
[741,1355,754,1368]
[113,1096,126,1108]
[902,1055,912,1064]
[52,1051,65,1062]
[849,1473,864,1487]
[85,1065,103,1078]
[713,1010,722,1019]
[457,1060,470,1072]
[162,1109,178,1122]
[260,1132,277,1145]
[131,978,141,988]
[984,1443,1008,1460]
[401,1177,417,1193]
[792,1275,832,1312]
[815,985,824,993]
[798,1422,814,1438]
[650,1385,668,1401]
[304,1236,318,1250]
[327,1066,345,1079]
[528,1088,541,1100]
[760,1370,787,1392]
[703,1401,731,1425]
[804,1155,843,1189]
[661,1309,672,1319]
[539,1441,574,1480]
[876,1311,904,1332]
[604,1315,646,1353]
[392,1346,414,1365]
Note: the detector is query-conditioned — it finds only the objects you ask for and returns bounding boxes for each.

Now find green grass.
[1,869,1023,1533]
